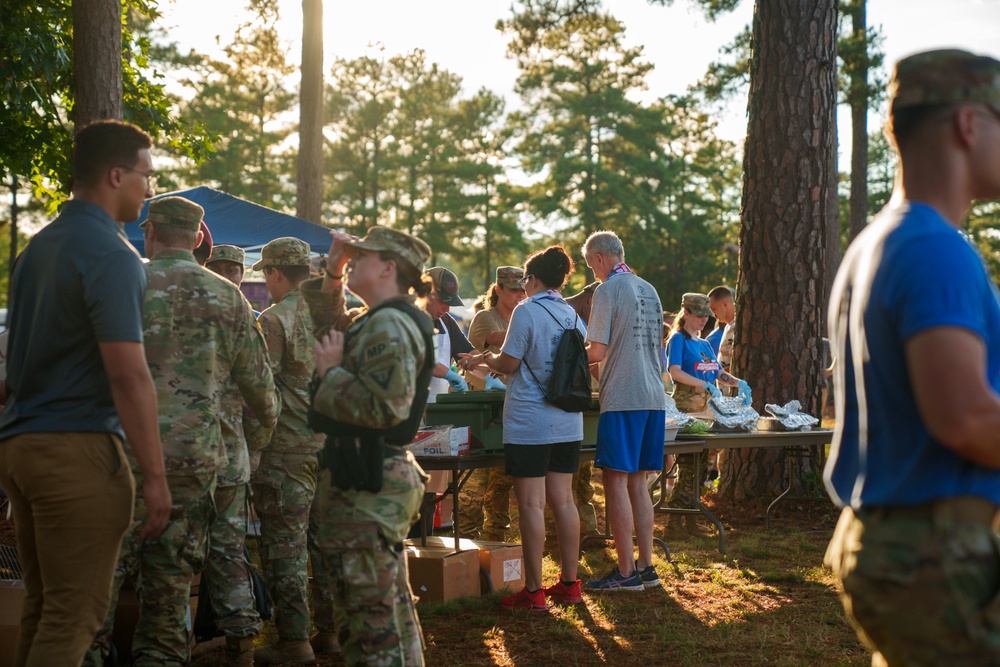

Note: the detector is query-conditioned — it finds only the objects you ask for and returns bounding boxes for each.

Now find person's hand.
[326,230,355,275]
[457,351,483,371]
[702,382,723,400]
[315,330,345,376]
[485,375,506,391]
[140,475,172,540]
[445,369,468,392]
[737,379,752,406]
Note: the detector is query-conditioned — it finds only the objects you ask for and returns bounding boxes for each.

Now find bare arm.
[484,351,520,375]
[99,341,171,539]
[587,341,608,364]
[907,326,1000,468]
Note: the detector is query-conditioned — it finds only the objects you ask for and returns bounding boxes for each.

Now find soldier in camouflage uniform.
[250,237,328,666]
[205,244,275,666]
[87,197,279,667]
[458,266,523,541]
[304,226,435,667]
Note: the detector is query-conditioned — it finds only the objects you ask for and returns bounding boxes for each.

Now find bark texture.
[722,0,839,502]
[73,0,123,126]
[296,0,324,223]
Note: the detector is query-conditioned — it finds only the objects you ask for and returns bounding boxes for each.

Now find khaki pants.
[0,432,135,667]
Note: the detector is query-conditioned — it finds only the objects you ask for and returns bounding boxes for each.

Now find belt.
[861,496,999,527]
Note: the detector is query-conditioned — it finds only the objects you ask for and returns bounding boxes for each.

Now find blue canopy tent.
[126,186,333,260]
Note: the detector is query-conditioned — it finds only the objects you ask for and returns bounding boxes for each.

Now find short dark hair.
[708,285,733,300]
[887,103,957,152]
[524,245,575,290]
[267,265,311,285]
[150,223,199,250]
[73,121,152,189]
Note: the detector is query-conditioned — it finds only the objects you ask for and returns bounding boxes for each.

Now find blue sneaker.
[638,565,661,589]
[583,566,644,592]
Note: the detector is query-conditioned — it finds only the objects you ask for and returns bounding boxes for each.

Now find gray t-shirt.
[500,295,586,445]
[587,273,666,413]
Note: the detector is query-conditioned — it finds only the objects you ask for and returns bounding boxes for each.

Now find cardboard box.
[403,537,523,595]
[406,546,479,603]
[409,425,471,457]
[474,541,525,595]
[0,580,25,667]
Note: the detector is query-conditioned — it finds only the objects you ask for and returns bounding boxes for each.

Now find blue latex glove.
[737,379,752,406]
[702,382,723,400]
[485,375,506,391]
[445,369,468,392]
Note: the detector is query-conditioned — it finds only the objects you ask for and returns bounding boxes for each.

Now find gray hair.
[582,231,624,262]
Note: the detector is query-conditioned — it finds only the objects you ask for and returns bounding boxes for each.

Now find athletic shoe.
[703,469,720,489]
[638,565,661,589]
[543,579,583,604]
[583,566,644,592]
[501,587,548,611]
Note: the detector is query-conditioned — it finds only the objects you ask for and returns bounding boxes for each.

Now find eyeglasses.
[518,274,533,288]
[117,165,157,189]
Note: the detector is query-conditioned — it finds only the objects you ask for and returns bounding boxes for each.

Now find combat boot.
[684,515,714,538]
[663,515,690,540]
[310,631,341,654]
[254,640,316,665]
[225,636,255,667]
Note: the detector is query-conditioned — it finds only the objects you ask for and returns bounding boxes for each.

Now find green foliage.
[965,202,1000,287]
[0,0,212,209]
[165,0,295,209]
[324,49,525,282]
[502,11,740,300]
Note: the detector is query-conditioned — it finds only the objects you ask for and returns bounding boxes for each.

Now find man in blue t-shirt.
[825,50,1000,665]
[0,121,171,667]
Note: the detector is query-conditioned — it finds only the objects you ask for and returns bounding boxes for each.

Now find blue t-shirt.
[0,200,147,440]
[825,202,1000,508]
[706,327,724,355]
[666,331,721,384]
[500,294,586,445]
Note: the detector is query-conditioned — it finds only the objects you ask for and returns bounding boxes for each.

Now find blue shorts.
[595,410,666,473]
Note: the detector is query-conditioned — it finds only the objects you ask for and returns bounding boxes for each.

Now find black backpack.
[523,302,593,412]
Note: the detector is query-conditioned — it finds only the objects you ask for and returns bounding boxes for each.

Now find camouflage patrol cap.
[206,244,245,266]
[251,237,311,270]
[890,49,1000,114]
[424,267,464,307]
[495,266,524,289]
[344,225,431,276]
[681,293,712,317]
[139,196,204,231]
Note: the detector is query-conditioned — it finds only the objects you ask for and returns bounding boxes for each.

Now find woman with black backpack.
[483,245,588,611]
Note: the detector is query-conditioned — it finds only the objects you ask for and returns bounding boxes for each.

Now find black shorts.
[504,441,582,478]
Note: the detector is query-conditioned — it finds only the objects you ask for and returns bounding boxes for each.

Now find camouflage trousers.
[87,473,216,667]
[251,451,318,642]
[313,449,427,667]
[308,467,335,634]
[668,386,709,510]
[204,483,261,638]
[457,466,513,541]
[826,501,1000,667]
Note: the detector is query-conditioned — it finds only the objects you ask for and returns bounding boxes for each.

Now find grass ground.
[189,480,870,667]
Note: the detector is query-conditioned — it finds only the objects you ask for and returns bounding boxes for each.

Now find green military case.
[424,392,601,451]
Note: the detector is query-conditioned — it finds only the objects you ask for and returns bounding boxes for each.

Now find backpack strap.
[521,301,579,395]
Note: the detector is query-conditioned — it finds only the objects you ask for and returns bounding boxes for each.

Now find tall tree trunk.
[72,0,123,126]
[296,0,324,223]
[9,176,19,281]
[722,0,838,503]
[847,0,869,241]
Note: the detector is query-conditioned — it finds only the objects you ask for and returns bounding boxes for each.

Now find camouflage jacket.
[301,278,429,431]
[258,288,325,455]
[141,249,279,476]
